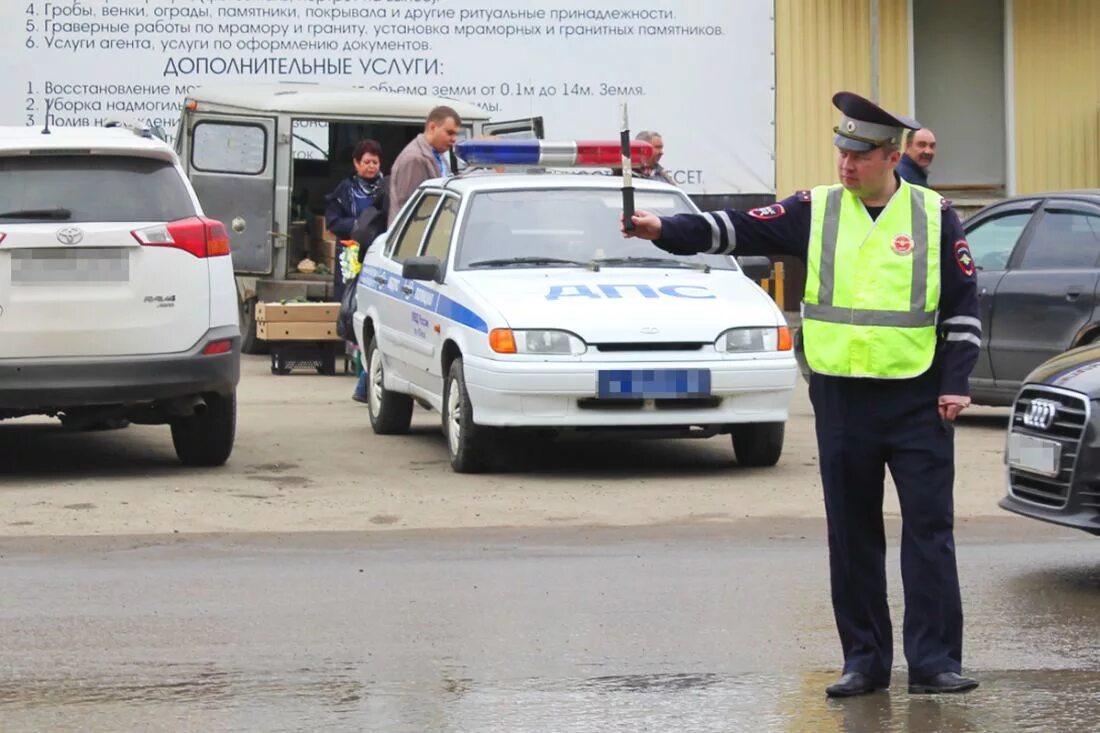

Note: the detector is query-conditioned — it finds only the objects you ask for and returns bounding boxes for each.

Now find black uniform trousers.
[809,368,963,682]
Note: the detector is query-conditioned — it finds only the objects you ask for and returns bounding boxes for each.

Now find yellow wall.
[1013,0,1100,193]
[775,0,911,195]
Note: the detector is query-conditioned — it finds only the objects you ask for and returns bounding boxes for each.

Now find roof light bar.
[455,139,653,168]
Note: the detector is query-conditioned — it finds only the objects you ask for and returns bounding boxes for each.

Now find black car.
[1000,343,1100,535]
[964,190,1100,406]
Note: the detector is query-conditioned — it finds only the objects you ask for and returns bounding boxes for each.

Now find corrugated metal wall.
[775,0,911,194]
[1013,0,1100,193]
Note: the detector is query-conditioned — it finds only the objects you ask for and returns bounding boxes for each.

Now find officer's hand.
[621,210,662,240]
[938,394,971,422]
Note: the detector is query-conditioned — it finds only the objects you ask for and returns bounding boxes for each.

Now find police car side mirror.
[402,256,443,283]
[737,256,772,281]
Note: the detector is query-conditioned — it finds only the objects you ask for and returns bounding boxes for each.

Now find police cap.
[832,91,921,152]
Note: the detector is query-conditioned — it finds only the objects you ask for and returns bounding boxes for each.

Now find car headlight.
[715,326,792,353]
[490,328,587,355]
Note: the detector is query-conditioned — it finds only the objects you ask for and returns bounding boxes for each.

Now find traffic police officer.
[622,92,982,697]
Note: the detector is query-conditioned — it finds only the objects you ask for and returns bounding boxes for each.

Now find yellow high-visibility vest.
[803,179,941,378]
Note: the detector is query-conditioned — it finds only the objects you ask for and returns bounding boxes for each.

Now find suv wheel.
[731,422,785,467]
[366,337,413,435]
[171,392,236,467]
[442,358,494,473]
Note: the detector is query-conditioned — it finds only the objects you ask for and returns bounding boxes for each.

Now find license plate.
[1007,432,1061,477]
[597,369,711,399]
[11,248,129,284]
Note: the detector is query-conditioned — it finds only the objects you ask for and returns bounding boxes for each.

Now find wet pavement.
[1,521,1098,732]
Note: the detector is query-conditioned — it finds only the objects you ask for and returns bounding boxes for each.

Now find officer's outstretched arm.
[624,193,814,260]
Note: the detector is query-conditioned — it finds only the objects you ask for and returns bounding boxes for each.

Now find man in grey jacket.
[388,106,462,222]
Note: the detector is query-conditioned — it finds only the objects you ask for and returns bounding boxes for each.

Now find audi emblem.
[1022,398,1058,430]
[56,226,84,245]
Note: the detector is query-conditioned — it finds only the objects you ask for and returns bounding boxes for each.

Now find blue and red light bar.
[456,139,653,168]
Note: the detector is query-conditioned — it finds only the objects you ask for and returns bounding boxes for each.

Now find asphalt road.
[1,524,1097,732]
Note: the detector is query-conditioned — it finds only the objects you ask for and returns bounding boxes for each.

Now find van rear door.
[182,113,276,275]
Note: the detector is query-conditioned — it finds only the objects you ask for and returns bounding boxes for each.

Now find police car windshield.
[455,189,736,270]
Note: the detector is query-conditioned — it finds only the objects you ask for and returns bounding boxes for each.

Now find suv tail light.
[131,217,231,258]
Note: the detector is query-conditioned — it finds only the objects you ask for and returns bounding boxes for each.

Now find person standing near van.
[388,106,462,222]
[325,139,386,302]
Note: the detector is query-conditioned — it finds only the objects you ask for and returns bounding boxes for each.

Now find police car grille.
[593,342,705,352]
[1009,387,1089,508]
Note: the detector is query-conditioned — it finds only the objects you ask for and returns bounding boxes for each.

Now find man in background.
[635,130,674,184]
[896,127,936,187]
[388,106,461,222]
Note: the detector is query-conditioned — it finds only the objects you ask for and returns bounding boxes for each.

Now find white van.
[173,82,540,353]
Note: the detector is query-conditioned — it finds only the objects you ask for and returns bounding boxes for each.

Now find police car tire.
[731,422,784,468]
[443,358,493,474]
[171,391,236,467]
[366,337,413,435]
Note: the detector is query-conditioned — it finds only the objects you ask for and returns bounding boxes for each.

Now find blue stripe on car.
[360,266,489,333]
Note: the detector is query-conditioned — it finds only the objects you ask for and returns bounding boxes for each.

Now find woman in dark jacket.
[325,139,386,301]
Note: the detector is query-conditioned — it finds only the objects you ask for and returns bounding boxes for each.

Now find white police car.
[354,139,798,472]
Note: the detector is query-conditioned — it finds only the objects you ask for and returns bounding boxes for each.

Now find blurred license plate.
[1007,432,1061,477]
[597,369,711,399]
[11,248,129,284]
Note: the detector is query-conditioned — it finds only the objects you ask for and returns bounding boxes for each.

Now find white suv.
[0,125,240,466]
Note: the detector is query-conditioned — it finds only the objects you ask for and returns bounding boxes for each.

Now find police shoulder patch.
[796,189,812,202]
[748,204,786,220]
[954,239,975,276]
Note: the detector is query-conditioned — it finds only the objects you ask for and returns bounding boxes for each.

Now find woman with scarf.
[325,139,387,302]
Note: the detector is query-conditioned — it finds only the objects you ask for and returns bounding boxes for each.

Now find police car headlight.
[716,327,793,353]
[490,328,586,355]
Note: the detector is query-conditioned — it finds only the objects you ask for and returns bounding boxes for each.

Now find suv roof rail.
[103,119,167,142]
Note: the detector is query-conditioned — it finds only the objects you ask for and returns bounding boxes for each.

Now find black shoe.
[352,392,369,404]
[908,672,979,694]
[826,672,887,698]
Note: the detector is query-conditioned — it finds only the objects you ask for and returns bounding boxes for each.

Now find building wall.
[775,0,910,195]
[1013,0,1100,193]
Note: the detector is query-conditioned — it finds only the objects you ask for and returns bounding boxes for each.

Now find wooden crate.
[257,321,341,342]
[255,301,339,323]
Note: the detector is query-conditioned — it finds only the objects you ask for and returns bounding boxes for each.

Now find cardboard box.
[255,301,339,323]
[315,215,337,242]
[311,237,337,263]
[257,321,342,341]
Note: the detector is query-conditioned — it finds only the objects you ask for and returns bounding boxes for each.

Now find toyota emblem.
[641,327,659,335]
[1022,398,1058,430]
[56,226,84,245]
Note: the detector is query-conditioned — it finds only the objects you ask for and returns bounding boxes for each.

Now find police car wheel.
[443,358,493,473]
[731,422,785,467]
[366,337,413,435]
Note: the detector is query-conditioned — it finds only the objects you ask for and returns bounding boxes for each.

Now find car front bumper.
[462,353,797,428]
[0,326,241,413]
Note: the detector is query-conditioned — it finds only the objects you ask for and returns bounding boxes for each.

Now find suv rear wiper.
[467,257,588,268]
[589,256,710,273]
[0,207,72,220]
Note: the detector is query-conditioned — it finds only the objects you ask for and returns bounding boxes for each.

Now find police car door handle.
[1065,287,1082,301]
[374,275,386,285]
[401,284,414,295]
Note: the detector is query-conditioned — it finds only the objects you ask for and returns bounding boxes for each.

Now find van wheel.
[731,422,785,467]
[171,392,236,467]
[442,358,494,473]
[240,296,268,355]
[367,337,413,435]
